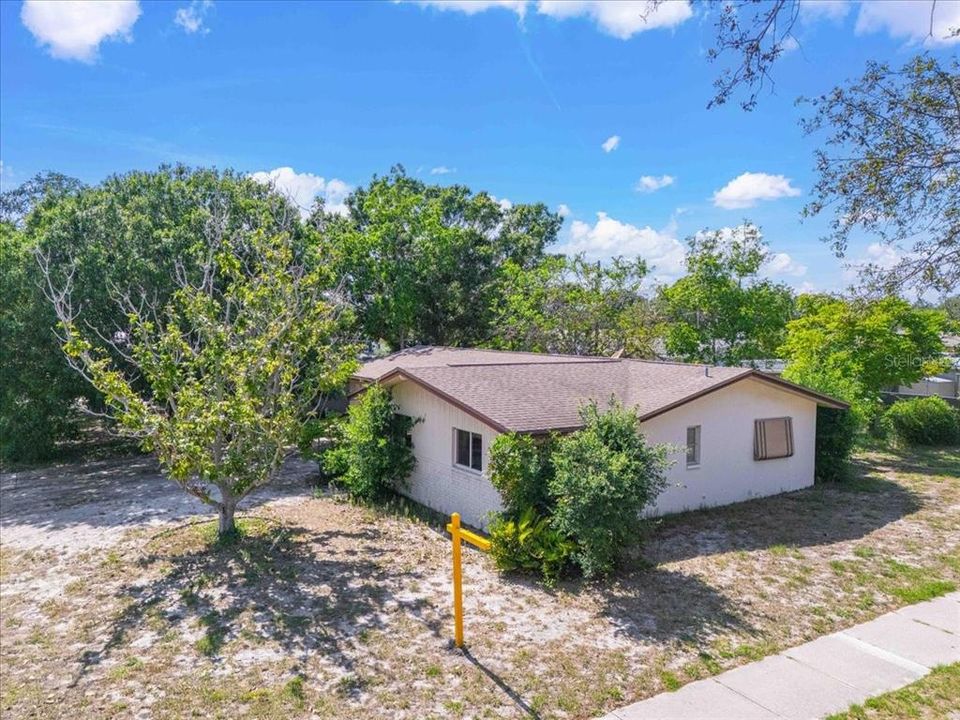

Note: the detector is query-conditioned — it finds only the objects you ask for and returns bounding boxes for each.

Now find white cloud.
[535,1,693,39]
[863,242,902,269]
[412,1,692,38]
[21,0,141,62]
[635,174,675,193]
[712,172,801,209]
[430,166,455,175]
[766,252,808,277]
[800,0,850,23]
[841,241,906,286]
[557,203,571,218]
[250,167,353,217]
[856,0,960,45]
[557,211,686,277]
[601,135,620,153]
[175,0,214,34]
[491,195,513,210]
[414,0,528,16]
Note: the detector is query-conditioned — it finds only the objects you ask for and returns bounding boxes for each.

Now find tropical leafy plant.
[488,508,574,585]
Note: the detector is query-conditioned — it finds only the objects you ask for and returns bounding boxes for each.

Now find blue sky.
[2,0,958,293]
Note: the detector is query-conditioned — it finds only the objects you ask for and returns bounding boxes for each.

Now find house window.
[754,417,794,460]
[686,425,701,467]
[454,428,483,472]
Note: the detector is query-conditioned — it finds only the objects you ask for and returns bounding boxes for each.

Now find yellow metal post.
[446,512,490,648]
[450,512,464,647]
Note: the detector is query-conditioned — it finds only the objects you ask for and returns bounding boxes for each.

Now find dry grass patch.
[1,445,957,719]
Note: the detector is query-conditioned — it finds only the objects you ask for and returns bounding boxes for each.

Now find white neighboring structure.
[351,347,847,528]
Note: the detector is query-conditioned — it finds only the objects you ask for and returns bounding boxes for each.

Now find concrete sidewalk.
[601,592,959,720]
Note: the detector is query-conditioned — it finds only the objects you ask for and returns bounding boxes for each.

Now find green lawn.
[826,663,960,720]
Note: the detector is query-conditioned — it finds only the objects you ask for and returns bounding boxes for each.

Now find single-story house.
[349,346,848,528]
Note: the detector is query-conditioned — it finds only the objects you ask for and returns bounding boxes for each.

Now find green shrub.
[297,415,344,480]
[488,508,574,584]
[548,401,669,578]
[488,432,555,517]
[814,407,858,482]
[323,384,419,500]
[882,396,960,447]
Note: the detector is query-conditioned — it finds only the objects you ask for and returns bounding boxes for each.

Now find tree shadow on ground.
[855,445,960,478]
[599,565,754,646]
[491,551,752,651]
[68,520,440,690]
[644,470,922,566]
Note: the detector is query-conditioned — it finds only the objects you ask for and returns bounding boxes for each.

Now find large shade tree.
[780,294,950,421]
[489,253,660,357]
[0,166,304,462]
[659,224,795,366]
[801,55,959,296]
[645,3,958,293]
[316,167,561,349]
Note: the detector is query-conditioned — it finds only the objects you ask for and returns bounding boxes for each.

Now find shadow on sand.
[68,521,442,692]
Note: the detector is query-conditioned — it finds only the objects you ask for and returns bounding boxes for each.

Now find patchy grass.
[1,445,958,719]
[825,663,960,720]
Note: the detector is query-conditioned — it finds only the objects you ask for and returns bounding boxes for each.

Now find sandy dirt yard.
[1,446,958,720]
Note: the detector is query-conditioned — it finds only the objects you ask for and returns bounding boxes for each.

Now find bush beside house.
[324,384,420,500]
[488,401,669,581]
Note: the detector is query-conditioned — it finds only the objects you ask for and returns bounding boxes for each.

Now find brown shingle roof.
[354,346,847,433]
[353,345,608,380]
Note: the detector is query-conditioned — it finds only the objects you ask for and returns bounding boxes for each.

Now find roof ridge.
[443,359,621,368]
[401,344,613,361]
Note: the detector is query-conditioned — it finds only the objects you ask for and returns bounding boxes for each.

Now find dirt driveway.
[1,447,958,719]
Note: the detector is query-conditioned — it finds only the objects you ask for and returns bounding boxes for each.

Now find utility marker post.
[446,512,490,649]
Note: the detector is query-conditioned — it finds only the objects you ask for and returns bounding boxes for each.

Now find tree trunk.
[218,495,238,538]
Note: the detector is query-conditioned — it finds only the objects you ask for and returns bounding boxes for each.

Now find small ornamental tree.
[43,229,358,538]
[323,383,419,501]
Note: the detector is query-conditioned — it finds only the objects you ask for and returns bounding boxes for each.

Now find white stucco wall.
[389,380,504,529]
[639,377,818,516]
[382,375,818,527]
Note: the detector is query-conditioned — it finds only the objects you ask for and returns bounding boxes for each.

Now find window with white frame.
[754,417,794,460]
[686,425,701,468]
[454,428,483,471]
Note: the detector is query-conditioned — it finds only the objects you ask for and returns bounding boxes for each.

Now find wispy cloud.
[175,0,214,35]
[412,1,693,40]
[635,175,674,193]
[601,135,620,153]
[856,0,960,46]
[430,166,455,175]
